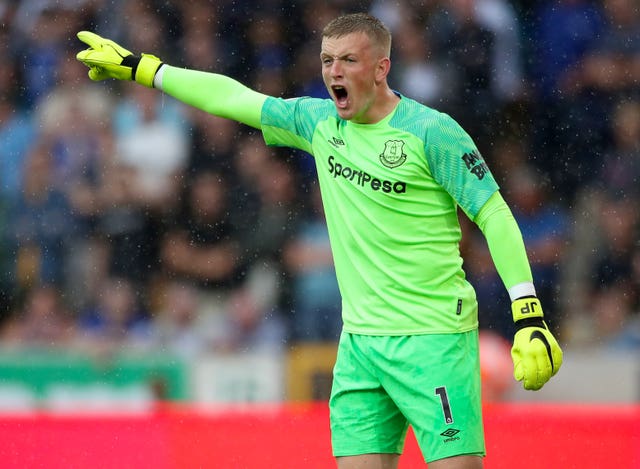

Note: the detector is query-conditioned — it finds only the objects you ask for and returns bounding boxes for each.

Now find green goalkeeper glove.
[510,296,563,390]
[76,31,163,88]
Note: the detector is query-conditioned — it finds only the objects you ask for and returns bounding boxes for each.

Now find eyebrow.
[320,52,357,59]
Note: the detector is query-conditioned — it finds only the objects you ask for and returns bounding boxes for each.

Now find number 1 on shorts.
[435,386,453,424]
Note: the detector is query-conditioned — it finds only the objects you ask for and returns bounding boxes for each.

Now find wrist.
[507,281,536,302]
[153,64,166,89]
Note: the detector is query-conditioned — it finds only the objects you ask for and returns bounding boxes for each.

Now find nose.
[330,60,343,78]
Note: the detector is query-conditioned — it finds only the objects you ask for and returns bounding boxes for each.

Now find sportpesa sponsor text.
[327,155,407,194]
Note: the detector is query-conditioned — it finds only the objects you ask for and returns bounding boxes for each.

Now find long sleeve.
[157,65,269,129]
[474,191,536,301]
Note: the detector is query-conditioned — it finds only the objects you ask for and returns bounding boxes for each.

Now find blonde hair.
[322,13,392,57]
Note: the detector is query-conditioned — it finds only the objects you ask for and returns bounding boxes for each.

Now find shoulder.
[262,97,338,135]
[390,96,464,142]
[264,96,336,119]
[261,96,337,149]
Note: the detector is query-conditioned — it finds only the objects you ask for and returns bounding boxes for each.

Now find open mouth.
[332,85,348,108]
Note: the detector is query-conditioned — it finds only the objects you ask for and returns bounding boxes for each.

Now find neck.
[359,87,399,124]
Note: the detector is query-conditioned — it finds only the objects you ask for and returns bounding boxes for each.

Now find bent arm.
[474,191,535,300]
[155,65,268,129]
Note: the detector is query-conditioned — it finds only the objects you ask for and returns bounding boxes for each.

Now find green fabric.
[474,191,533,290]
[262,95,499,334]
[158,66,532,332]
[161,65,267,128]
[330,331,485,461]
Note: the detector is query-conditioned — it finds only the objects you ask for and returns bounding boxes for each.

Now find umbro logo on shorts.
[440,428,461,443]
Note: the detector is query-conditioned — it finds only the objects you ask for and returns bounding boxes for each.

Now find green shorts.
[329,330,485,463]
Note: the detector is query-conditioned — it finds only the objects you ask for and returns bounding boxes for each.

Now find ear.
[375,57,391,84]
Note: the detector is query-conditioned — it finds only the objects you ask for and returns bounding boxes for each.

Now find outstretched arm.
[474,191,563,391]
[76,31,268,129]
[156,66,267,129]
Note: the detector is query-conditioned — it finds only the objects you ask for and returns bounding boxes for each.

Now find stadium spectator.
[118,2,176,63]
[5,142,77,289]
[176,0,241,94]
[238,156,304,322]
[12,4,85,108]
[148,279,214,359]
[388,18,446,107]
[35,48,113,209]
[159,168,246,346]
[596,99,640,202]
[35,48,116,310]
[222,267,289,352]
[0,283,76,348]
[561,0,640,198]
[284,183,342,342]
[100,84,188,284]
[0,50,33,318]
[527,0,608,201]
[76,275,153,353]
[565,0,640,100]
[428,0,525,149]
[185,112,243,178]
[560,97,640,344]
[528,0,605,100]
[112,85,188,210]
[589,283,637,349]
[160,168,243,290]
[0,51,34,203]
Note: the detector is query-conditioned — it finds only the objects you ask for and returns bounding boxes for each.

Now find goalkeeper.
[77,13,562,469]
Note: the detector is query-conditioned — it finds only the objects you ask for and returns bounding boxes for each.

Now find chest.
[312,122,431,193]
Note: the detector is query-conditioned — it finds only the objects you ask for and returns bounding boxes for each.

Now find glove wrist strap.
[514,317,547,331]
[119,54,162,87]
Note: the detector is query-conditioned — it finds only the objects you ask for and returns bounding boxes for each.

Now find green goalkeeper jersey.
[261,94,499,335]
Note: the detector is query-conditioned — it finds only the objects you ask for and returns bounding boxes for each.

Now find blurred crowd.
[0,0,639,359]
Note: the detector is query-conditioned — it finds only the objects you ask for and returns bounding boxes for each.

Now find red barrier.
[0,403,638,468]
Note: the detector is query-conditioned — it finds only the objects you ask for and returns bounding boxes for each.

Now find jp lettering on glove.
[510,296,563,390]
[76,31,163,87]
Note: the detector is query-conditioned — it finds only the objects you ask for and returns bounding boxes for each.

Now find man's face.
[320,32,382,123]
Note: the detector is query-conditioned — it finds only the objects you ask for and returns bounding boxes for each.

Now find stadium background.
[0,0,638,467]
